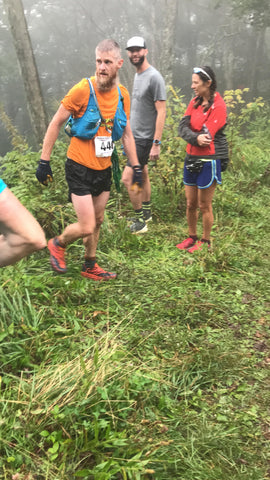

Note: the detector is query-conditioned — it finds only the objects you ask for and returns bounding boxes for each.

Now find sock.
[142,201,151,213]
[189,235,198,241]
[135,208,144,223]
[84,257,96,269]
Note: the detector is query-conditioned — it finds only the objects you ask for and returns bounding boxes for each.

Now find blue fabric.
[183,159,222,189]
[0,178,7,194]
[65,79,101,139]
[65,79,127,141]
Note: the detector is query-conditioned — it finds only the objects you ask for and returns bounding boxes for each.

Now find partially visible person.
[0,178,46,267]
[177,66,229,252]
[122,36,166,234]
[36,39,142,280]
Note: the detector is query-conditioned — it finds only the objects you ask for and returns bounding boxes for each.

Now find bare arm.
[149,100,166,161]
[121,120,142,192]
[121,120,140,167]
[153,100,166,140]
[41,104,71,161]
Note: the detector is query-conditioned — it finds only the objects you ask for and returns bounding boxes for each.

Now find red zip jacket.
[178,92,228,160]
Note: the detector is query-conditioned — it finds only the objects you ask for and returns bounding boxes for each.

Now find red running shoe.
[81,263,117,281]
[188,240,210,253]
[48,237,67,273]
[176,237,196,250]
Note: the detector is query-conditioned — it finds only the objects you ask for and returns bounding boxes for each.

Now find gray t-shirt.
[130,65,166,140]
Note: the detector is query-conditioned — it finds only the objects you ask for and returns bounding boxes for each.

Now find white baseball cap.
[126,36,146,50]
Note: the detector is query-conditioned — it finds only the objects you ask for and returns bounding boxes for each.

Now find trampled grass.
[0,137,269,479]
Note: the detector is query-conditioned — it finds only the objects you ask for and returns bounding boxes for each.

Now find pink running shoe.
[81,263,117,281]
[176,237,196,250]
[188,240,210,253]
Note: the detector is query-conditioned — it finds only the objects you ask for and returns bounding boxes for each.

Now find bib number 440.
[95,136,114,157]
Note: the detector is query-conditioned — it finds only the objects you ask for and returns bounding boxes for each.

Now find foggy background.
[0,0,269,155]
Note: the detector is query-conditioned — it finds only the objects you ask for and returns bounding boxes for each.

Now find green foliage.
[223,88,268,162]
[157,86,187,192]
[0,93,269,479]
[0,104,28,153]
[149,86,187,220]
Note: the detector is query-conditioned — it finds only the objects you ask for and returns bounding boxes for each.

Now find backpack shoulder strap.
[87,78,105,121]
[117,85,124,104]
[87,78,95,101]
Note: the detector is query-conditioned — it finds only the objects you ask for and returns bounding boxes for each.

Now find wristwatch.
[153,139,161,145]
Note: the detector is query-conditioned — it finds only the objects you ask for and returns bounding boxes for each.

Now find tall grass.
[0,92,269,479]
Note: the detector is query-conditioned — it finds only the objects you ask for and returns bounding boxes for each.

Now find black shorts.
[65,158,112,200]
[127,138,153,168]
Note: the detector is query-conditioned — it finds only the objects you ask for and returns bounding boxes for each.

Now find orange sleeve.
[61,78,89,117]
[119,84,130,119]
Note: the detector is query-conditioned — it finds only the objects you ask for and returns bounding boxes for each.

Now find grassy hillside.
[0,92,269,479]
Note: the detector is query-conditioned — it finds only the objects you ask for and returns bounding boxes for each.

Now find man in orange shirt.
[36,39,141,280]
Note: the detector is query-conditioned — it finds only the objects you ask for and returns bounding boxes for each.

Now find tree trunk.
[222,18,238,91]
[3,0,48,147]
[249,27,266,96]
[223,48,234,90]
[160,0,178,84]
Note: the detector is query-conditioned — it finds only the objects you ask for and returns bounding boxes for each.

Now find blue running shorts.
[184,159,222,189]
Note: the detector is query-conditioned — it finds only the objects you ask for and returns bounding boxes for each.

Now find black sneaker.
[130,219,148,234]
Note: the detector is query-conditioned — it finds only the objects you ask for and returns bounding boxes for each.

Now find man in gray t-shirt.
[122,36,166,234]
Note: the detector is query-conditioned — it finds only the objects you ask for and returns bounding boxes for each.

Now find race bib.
[94,136,114,157]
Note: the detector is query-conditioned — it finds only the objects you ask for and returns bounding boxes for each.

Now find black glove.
[36,160,53,186]
[131,165,142,191]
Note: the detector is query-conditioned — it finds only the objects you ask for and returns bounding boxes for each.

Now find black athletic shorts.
[65,158,112,200]
[127,138,153,168]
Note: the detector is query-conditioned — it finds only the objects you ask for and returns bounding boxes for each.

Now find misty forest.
[0,0,270,153]
[0,1,270,480]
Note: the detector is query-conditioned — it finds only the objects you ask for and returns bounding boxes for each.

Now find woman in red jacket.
[177,66,229,252]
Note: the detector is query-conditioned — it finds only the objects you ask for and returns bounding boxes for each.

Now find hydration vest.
[65,78,127,141]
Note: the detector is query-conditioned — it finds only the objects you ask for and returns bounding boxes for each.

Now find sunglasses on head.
[193,67,212,81]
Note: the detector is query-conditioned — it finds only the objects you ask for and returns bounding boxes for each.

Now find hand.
[197,134,211,147]
[36,160,53,186]
[149,143,161,162]
[131,165,142,192]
